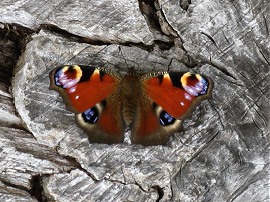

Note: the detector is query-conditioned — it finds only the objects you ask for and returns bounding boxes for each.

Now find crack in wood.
[29,174,45,202]
[0,177,35,199]
[226,163,269,202]
[139,0,199,67]
[41,23,155,52]
[179,0,192,11]
[151,185,164,202]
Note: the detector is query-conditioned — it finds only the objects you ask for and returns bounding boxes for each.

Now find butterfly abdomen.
[119,76,146,126]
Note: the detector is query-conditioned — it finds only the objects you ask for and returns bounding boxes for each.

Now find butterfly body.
[49,65,213,145]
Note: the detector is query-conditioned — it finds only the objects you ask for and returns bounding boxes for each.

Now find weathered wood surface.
[0,0,269,201]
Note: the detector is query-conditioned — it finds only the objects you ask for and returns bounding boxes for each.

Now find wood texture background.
[0,0,269,201]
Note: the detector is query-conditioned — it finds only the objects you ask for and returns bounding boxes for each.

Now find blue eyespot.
[82,107,99,124]
[160,111,175,126]
[198,78,208,95]
[184,77,209,96]
[54,69,63,87]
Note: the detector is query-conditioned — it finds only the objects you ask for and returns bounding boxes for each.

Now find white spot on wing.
[184,93,192,100]
[69,87,76,93]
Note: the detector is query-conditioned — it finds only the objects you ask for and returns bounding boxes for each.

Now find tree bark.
[0,0,269,201]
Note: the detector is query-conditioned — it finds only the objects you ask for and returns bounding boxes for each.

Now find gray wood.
[0,0,269,201]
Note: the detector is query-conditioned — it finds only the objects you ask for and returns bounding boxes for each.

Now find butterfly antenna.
[167,58,173,72]
[118,46,130,69]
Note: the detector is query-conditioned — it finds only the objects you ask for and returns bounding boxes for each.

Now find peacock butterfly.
[49,65,213,146]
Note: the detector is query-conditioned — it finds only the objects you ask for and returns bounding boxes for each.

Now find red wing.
[76,100,125,144]
[131,101,182,146]
[144,72,213,119]
[49,65,117,113]
[131,72,212,145]
[145,80,193,118]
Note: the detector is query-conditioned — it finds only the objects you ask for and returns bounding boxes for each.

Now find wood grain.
[0,0,269,201]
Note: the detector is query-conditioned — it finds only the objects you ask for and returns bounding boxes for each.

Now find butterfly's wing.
[49,65,125,144]
[145,72,213,119]
[131,72,213,145]
[130,100,182,145]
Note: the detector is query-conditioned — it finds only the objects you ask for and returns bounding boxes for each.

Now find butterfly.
[49,65,213,146]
